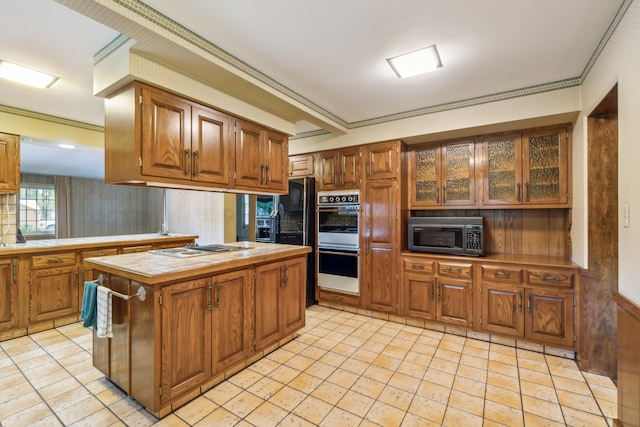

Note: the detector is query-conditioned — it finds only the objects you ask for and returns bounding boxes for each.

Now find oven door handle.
[317,249,359,257]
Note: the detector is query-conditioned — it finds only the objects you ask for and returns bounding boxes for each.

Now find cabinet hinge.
[479,316,482,325]
[253,338,256,346]
[159,295,163,306]
[139,95,142,105]
[573,296,577,307]
[567,191,571,199]
[573,334,577,342]
[159,386,162,396]
[27,275,31,284]
[479,286,482,294]
[138,156,142,167]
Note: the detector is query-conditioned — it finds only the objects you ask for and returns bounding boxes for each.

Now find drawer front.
[438,262,473,279]
[121,245,153,254]
[318,289,361,307]
[31,252,76,269]
[81,248,118,260]
[481,265,523,283]
[527,268,574,288]
[402,257,435,274]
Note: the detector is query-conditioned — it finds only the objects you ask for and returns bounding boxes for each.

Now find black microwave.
[408,217,484,256]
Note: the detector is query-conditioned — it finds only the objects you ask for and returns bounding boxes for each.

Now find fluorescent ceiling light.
[58,143,75,149]
[387,45,442,78]
[0,60,59,88]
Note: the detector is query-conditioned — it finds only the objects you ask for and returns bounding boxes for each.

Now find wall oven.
[317,190,360,294]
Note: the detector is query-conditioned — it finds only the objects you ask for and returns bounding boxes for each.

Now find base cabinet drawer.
[318,288,361,307]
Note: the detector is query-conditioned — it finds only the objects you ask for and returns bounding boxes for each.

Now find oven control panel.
[318,190,359,206]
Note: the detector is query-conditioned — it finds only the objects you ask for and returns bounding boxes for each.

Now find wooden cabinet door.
[441,141,476,206]
[480,282,524,337]
[289,154,314,177]
[212,269,250,374]
[522,127,569,205]
[339,147,362,188]
[160,278,212,403]
[255,261,283,350]
[409,146,440,207]
[281,257,306,336]
[364,141,399,181]
[316,150,339,190]
[265,130,288,192]
[364,180,398,313]
[481,134,523,206]
[403,273,436,320]
[0,133,20,194]
[526,287,575,347]
[29,265,78,322]
[234,120,264,188]
[437,277,472,327]
[192,106,231,185]
[141,86,192,180]
[0,258,18,330]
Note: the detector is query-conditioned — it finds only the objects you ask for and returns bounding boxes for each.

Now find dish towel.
[96,286,113,338]
[81,281,98,329]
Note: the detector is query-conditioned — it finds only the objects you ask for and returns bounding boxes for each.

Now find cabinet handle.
[261,165,266,185]
[518,291,523,312]
[280,265,285,286]
[12,260,16,283]
[47,257,64,263]
[494,271,510,277]
[527,292,531,313]
[437,279,441,301]
[540,274,560,282]
[517,183,521,202]
[285,265,289,285]
[73,270,78,287]
[445,267,462,272]
[431,281,435,298]
[214,281,220,308]
[525,183,530,202]
[436,187,439,204]
[442,186,446,203]
[266,165,271,185]
[366,162,370,176]
[194,150,200,176]
[411,263,424,270]
[207,282,212,310]
[185,149,191,176]
[332,296,343,301]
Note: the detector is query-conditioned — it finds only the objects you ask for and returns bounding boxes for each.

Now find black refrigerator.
[276,177,316,307]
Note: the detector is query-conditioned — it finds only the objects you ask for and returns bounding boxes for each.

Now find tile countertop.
[84,241,312,286]
[0,233,199,255]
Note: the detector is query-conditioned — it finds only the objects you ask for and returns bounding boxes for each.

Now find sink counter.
[84,241,312,285]
[0,233,198,255]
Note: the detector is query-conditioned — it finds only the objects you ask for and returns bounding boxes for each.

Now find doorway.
[586,84,618,378]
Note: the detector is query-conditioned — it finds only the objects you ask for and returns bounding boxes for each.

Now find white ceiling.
[1,0,627,179]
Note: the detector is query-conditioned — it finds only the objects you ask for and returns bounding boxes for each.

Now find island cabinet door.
[29,265,79,323]
[160,278,212,404]
[280,256,306,336]
[254,261,283,350]
[212,269,251,375]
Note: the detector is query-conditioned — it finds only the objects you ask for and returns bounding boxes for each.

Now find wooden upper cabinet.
[0,133,20,194]
[409,140,476,208]
[288,154,315,177]
[316,147,361,190]
[192,106,232,186]
[363,140,400,181]
[234,119,288,193]
[481,126,570,207]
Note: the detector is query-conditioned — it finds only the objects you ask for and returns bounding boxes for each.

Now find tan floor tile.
[204,381,243,406]
[194,407,240,426]
[281,339,308,354]
[372,353,402,370]
[401,412,441,427]
[403,350,433,367]
[325,331,349,343]
[519,358,550,374]
[389,371,422,393]
[489,360,519,377]
[442,405,484,427]
[25,414,64,427]
[228,367,263,389]
[325,367,360,389]
[598,398,617,419]
[269,385,308,411]
[548,364,584,382]
[336,390,375,417]
[440,339,465,353]
[519,367,554,387]
[582,371,616,389]
[490,343,516,355]
[247,356,281,375]
[377,384,414,411]
[152,413,190,426]
[460,353,489,370]
[292,395,334,425]
[429,356,459,374]
[557,389,601,415]
[551,375,591,395]
[304,360,336,380]
[452,375,486,398]
[435,347,462,363]
[73,366,103,385]
[173,396,218,425]
[517,348,546,362]
[397,359,428,378]
[389,337,415,350]
[484,400,524,427]
[319,406,363,427]
[0,401,54,427]
[266,348,296,364]
[317,351,347,368]
[562,406,609,427]
[267,365,301,384]
[487,371,520,392]
[0,378,34,405]
[384,344,410,359]
[286,354,315,371]
[0,364,20,380]
[485,384,522,410]
[47,385,93,411]
[362,364,394,383]
[416,380,452,404]
[520,380,558,403]
[411,341,438,357]
[247,376,285,399]
[14,354,53,372]
[299,345,327,361]
[339,357,369,375]
[71,406,121,427]
[289,371,324,395]
[311,381,348,405]
[490,351,518,366]
[448,389,485,416]
[425,367,455,388]
[109,396,143,419]
[223,390,265,418]
[0,390,42,419]
[522,394,564,424]
[352,376,385,399]
[245,401,289,427]
[545,354,579,369]
[278,413,317,427]
[365,400,406,426]
[590,383,618,403]
[458,363,488,383]
[359,339,385,353]
[56,395,105,425]
[351,348,379,364]
[24,364,71,390]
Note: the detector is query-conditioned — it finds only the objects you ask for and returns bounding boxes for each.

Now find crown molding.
[0,105,104,133]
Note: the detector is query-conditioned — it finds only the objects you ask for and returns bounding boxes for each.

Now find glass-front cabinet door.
[441,142,475,206]
[522,127,569,205]
[482,134,523,205]
[410,146,440,206]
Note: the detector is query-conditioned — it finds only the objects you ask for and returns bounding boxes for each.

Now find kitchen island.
[83,242,312,417]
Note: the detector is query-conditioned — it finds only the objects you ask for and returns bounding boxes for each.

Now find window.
[19,185,55,235]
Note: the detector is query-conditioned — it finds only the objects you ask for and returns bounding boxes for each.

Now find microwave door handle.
[318,249,359,257]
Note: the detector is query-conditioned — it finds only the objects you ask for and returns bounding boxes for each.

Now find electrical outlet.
[623,204,630,228]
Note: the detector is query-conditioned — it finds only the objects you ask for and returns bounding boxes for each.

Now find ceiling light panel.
[387,45,442,78]
[0,60,59,88]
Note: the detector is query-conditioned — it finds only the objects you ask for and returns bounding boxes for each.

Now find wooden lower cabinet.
[0,258,18,331]
[29,253,79,323]
[480,282,524,337]
[403,272,436,320]
[438,276,473,327]
[526,287,575,347]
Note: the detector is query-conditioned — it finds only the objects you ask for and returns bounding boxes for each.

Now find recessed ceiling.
[1,0,628,179]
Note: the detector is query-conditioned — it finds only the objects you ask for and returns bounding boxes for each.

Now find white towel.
[96,286,113,338]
